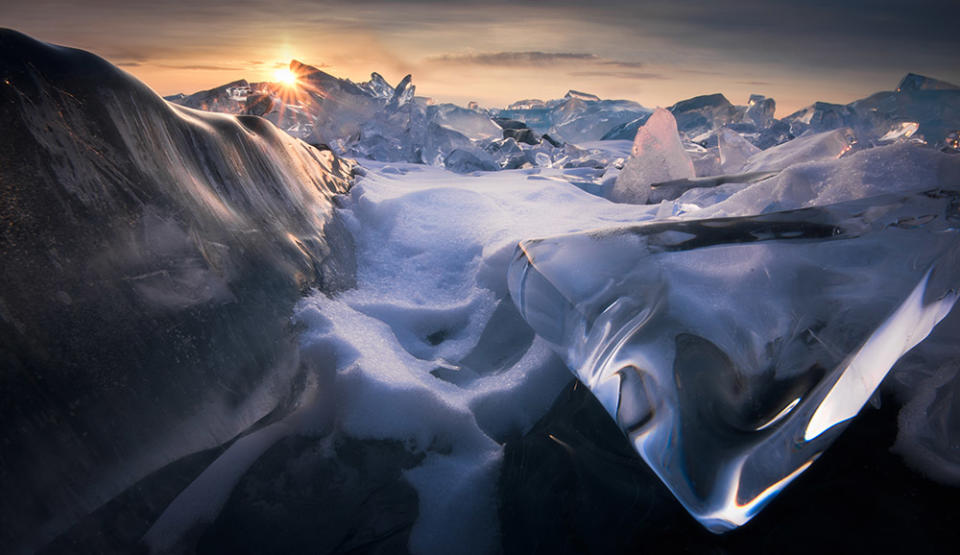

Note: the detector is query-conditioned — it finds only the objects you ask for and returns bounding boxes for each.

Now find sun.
[273,67,298,87]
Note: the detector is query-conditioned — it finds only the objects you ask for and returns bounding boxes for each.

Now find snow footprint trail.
[293,162,662,553]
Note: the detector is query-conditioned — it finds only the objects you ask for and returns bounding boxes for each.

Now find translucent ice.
[741,128,855,173]
[508,187,960,532]
[718,128,760,173]
[429,104,502,140]
[745,94,776,129]
[610,108,696,203]
[669,93,741,140]
[360,72,395,100]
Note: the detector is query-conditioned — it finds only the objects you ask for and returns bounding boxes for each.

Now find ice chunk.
[685,142,722,177]
[388,74,415,109]
[551,99,651,144]
[508,187,960,532]
[565,90,602,102]
[429,104,502,140]
[718,128,761,173]
[485,138,528,169]
[443,148,499,173]
[494,118,541,145]
[421,122,474,166]
[601,114,651,140]
[879,121,920,143]
[897,73,960,93]
[609,108,695,203]
[508,98,548,110]
[669,93,741,139]
[741,128,855,173]
[359,72,395,99]
[783,102,859,137]
[745,94,776,129]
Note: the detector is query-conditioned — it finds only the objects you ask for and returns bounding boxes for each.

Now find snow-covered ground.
[292,162,661,553]
[272,143,957,550]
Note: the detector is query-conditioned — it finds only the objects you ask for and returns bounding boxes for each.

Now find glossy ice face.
[508,188,960,532]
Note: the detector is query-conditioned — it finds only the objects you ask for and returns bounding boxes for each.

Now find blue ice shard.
[508,188,960,532]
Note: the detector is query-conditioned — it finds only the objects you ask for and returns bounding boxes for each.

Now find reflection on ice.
[508,188,960,532]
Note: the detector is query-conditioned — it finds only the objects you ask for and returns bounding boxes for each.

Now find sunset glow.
[273,67,298,87]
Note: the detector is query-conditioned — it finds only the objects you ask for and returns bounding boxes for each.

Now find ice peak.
[896,73,960,93]
[565,90,601,102]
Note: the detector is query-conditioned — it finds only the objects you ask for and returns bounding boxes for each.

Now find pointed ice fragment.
[508,187,960,533]
[360,72,395,100]
[388,74,415,109]
[610,108,696,204]
[718,128,761,173]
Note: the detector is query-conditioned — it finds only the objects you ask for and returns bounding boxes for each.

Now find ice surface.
[740,128,855,173]
[508,187,960,532]
[610,108,696,203]
[681,142,958,219]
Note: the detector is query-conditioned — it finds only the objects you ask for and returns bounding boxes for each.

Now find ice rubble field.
[216,135,958,551]
[150,66,960,551]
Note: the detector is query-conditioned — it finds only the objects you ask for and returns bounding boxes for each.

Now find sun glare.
[273,67,298,87]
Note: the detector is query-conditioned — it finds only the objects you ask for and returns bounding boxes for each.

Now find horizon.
[3,1,958,117]
[167,56,955,119]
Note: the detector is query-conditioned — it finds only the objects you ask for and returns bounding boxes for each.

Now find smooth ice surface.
[740,128,855,173]
[508,187,960,532]
[610,108,695,204]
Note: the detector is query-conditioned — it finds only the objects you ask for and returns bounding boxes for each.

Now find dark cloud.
[429,51,599,66]
[599,60,647,69]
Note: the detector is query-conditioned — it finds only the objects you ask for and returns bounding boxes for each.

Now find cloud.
[428,52,653,76]
[154,63,245,71]
[429,51,599,66]
[598,60,647,69]
[569,70,666,80]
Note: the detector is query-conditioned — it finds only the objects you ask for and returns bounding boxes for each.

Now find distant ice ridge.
[169,69,959,205]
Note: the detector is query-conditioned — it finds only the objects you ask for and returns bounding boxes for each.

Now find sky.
[2,0,958,116]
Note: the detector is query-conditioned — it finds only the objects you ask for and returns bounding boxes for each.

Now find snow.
[277,162,668,553]
[275,135,959,546]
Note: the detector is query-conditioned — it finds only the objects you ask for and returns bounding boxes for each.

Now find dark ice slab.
[0,29,354,551]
